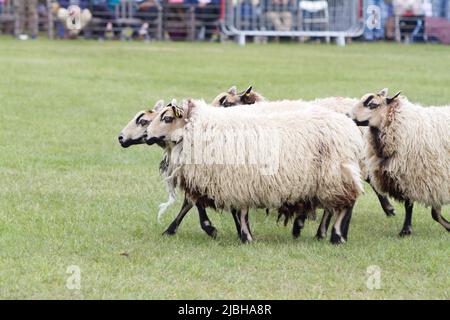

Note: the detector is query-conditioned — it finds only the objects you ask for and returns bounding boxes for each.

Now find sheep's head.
[118,100,165,148]
[144,99,191,146]
[350,88,401,127]
[211,85,264,107]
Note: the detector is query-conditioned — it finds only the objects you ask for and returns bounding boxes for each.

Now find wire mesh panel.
[222,0,366,44]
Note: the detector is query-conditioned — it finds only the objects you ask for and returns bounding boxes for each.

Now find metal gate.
[221,0,366,45]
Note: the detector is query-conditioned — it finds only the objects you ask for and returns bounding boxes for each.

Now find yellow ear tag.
[174,109,181,118]
[245,93,250,97]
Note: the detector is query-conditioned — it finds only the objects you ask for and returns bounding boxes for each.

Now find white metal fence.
[221,0,366,45]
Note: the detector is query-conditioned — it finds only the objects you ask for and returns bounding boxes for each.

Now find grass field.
[0,37,449,299]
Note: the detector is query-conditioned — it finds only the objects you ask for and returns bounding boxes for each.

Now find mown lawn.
[0,37,448,299]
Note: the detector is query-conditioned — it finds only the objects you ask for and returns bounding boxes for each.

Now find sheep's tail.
[157,165,181,223]
[342,163,364,196]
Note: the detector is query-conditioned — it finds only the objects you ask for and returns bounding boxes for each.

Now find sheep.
[211,85,266,107]
[214,89,396,218]
[144,99,364,244]
[350,88,450,236]
[119,100,219,238]
[118,91,261,239]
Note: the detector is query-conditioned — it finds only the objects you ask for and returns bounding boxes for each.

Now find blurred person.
[135,0,162,39]
[91,0,117,38]
[0,0,4,14]
[55,0,92,38]
[14,0,39,39]
[194,0,221,40]
[266,0,293,32]
[393,0,425,42]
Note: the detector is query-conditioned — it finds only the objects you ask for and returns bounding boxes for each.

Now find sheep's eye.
[163,116,174,123]
[139,119,150,126]
[368,102,379,109]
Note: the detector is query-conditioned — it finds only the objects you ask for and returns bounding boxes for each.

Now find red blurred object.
[426,17,450,44]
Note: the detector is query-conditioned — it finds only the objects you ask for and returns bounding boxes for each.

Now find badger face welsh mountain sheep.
[118,100,165,148]
[350,88,450,236]
[211,85,265,107]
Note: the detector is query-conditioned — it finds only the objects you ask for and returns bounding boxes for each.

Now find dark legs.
[366,178,395,217]
[341,205,354,240]
[292,207,308,238]
[399,199,414,236]
[231,208,242,238]
[330,208,348,244]
[431,206,450,232]
[197,203,217,238]
[238,208,253,243]
[162,196,193,236]
[162,195,216,238]
[315,209,333,240]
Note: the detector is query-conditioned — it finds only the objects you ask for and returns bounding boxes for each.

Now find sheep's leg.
[399,199,414,236]
[366,178,395,217]
[162,196,193,236]
[196,204,217,238]
[315,209,333,240]
[330,208,347,244]
[239,208,253,243]
[341,203,355,241]
[292,209,307,239]
[431,206,450,232]
[231,208,242,239]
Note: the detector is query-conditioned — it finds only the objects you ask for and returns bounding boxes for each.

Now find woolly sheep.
[145,99,364,244]
[119,100,219,238]
[350,88,450,236]
[118,91,262,239]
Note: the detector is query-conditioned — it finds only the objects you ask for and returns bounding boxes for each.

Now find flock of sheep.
[118,86,450,244]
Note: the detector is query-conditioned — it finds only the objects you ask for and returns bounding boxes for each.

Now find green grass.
[0,38,449,299]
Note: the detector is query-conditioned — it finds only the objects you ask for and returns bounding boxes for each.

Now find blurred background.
[1,0,449,45]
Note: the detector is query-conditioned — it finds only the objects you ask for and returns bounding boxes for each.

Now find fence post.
[238,33,246,46]
[47,0,54,39]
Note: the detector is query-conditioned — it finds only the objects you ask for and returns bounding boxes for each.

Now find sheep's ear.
[172,105,184,118]
[378,88,388,97]
[153,99,164,112]
[227,86,237,95]
[241,85,253,97]
[386,91,401,105]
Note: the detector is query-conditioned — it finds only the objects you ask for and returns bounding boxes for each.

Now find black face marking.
[219,95,227,106]
[353,119,369,126]
[159,110,168,121]
[363,95,375,107]
[139,119,150,126]
[163,116,174,123]
[135,112,145,125]
[222,100,236,108]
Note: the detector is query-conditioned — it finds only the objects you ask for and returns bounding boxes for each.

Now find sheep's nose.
[118,135,124,143]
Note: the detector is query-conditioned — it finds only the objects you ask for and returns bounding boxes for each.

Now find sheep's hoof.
[162,228,177,236]
[315,233,326,241]
[292,227,302,239]
[399,227,412,237]
[330,232,345,245]
[385,209,396,217]
[203,226,218,239]
[240,233,253,244]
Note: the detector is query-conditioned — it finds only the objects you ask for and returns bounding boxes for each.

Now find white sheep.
[145,99,364,244]
[351,88,450,236]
